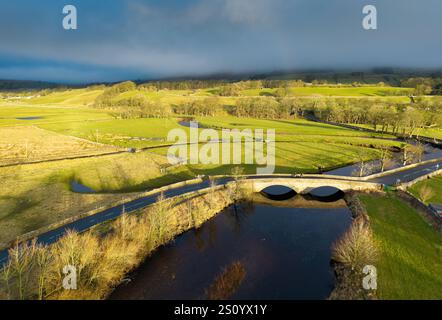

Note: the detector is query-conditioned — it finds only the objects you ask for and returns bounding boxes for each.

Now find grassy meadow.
[0,84,417,244]
[0,151,195,246]
[359,193,442,299]
[0,126,121,165]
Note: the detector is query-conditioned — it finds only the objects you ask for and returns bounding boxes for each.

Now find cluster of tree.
[401,77,442,95]
[172,97,222,116]
[94,81,137,108]
[209,94,441,138]
[215,80,305,97]
[138,80,229,91]
[170,95,441,138]
[170,96,303,119]
[112,95,170,119]
[233,97,300,119]
[310,97,442,137]
[95,87,170,119]
[91,79,442,128]
[136,79,308,93]
[261,80,305,88]
[216,84,242,96]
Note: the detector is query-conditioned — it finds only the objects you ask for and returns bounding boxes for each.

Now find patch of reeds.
[0,188,235,300]
[206,261,246,300]
[330,215,378,300]
[332,216,377,271]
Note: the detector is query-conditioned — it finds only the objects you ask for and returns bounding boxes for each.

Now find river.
[110,194,352,300]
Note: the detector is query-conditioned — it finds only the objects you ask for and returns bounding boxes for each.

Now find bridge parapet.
[246,178,382,194]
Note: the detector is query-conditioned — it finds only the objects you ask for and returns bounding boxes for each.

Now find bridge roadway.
[1,158,441,265]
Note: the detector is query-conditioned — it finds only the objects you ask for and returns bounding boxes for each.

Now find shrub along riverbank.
[358,192,442,299]
[331,191,442,300]
[0,183,247,300]
[329,193,378,300]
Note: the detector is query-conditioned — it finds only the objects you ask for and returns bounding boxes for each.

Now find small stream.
[70,181,96,193]
[15,116,44,120]
[178,118,209,128]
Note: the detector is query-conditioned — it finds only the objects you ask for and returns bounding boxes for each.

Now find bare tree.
[353,150,375,177]
[408,143,425,163]
[379,147,394,172]
[419,185,434,203]
[208,176,218,205]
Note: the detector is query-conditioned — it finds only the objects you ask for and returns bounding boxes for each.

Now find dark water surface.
[110,199,352,300]
[70,181,96,193]
[16,116,43,120]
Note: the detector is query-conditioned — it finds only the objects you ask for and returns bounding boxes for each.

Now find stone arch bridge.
[244,177,382,194]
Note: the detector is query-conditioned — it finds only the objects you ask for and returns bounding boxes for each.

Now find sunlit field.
[360,193,442,299]
[0,90,407,246]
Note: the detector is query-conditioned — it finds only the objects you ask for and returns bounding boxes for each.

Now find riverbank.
[0,187,236,300]
[329,192,379,300]
[110,192,352,300]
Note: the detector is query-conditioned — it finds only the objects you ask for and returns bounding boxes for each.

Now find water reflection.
[206,261,246,300]
[260,185,296,201]
[110,196,352,300]
[308,186,345,202]
[16,116,43,120]
[70,181,96,193]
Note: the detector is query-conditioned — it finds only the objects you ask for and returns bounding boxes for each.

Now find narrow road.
[1,159,441,266]
[371,160,442,185]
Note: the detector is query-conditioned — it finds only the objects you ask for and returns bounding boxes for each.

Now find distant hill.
[138,68,442,86]
[0,80,63,90]
[2,68,442,90]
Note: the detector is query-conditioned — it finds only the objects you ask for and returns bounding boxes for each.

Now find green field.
[0,105,112,127]
[0,101,405,244]
[1,84,415,108]
[0,151,193,246]
[359,193,442,299]
[0,83,434,253]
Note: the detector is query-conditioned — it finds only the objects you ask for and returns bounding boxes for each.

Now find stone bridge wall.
[246,178,382,194]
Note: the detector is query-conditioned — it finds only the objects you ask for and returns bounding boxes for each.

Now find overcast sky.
[0,0,441,83]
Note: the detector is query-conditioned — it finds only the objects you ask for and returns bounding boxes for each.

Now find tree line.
[310,97,442,137]
[94,81,171,118]
[92,81,442,138]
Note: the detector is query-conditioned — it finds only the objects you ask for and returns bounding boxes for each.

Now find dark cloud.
[0,0,441,82]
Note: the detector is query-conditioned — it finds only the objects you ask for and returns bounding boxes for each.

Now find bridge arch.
[248,177,381,195]
[307,186,345,202]
[260,185,297,201]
